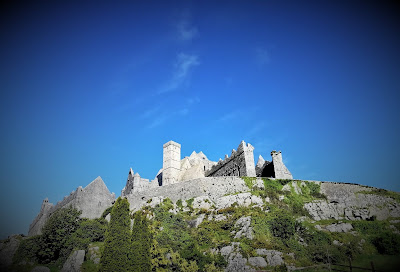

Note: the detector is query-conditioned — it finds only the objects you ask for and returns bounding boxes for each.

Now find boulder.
[215,193,263,210]
[248,256,267,267]
[88,244,101,264]
[192,196,213,210]
[221,242,255,272]
[61,250,85,272]
[0,235,21,269]
[256,249,284,266]
[233,216,253,239]
[325,223,353,232]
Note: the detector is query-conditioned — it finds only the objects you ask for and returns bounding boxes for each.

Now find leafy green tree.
[100,197,131,272]
[69,217,108,250]
[150,239,169,271]
[13,235,42,264]
[37,207,82,263]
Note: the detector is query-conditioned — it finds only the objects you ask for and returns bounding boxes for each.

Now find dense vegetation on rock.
[4,178,400,272]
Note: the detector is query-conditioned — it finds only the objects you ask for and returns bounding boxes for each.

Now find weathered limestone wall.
[121,168,159,196]
[163,141,181,185]
[256,151,292,179]
[125,176,250,211]
[271,151,293,179]
[28,176,115,236]
[205,141,256,178]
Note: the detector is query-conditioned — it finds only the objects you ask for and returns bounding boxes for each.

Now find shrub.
[153,206,191,252]
[267,210,296,240]
[371,231,400,255]
[71,218,107,248]
[37,207,82,264]
[101,206,113,219]
[13,235,42,264]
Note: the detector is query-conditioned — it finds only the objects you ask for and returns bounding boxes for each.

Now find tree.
[100,197,131,272]
[131,212,152,271]
[37,207,82,264]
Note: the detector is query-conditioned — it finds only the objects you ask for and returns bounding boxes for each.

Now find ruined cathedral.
[121,140,292,196]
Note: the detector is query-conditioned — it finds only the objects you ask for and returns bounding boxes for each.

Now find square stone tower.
[163,141,181,185]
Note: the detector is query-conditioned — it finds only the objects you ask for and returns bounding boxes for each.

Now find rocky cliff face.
[305,182,400,221]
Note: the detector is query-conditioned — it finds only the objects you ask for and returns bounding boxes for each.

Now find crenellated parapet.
[205,141,256,177]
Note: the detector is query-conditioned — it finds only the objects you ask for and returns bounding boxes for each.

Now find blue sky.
[0,0,399,238]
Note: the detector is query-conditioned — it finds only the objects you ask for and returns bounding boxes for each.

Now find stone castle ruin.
[29,140,292,236]
[121,140,293,196]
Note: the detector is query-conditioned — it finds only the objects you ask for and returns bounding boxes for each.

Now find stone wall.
[125,176,250,211]
[256,151,292,179]
[121,168,159,196]
[28,176,115,236]
[271,151,293,179]
[205,141,256,178]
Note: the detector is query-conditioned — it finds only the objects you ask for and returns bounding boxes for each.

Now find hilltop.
[1,141,400,272]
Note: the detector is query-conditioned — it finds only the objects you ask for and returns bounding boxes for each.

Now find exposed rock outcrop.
[256,249,284,267]
[60,250,85,272]
[304,182,400,221]
[233,216,253,239]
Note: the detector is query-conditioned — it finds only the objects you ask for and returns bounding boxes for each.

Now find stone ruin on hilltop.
[121,140,293,196]
[28,140,292,236]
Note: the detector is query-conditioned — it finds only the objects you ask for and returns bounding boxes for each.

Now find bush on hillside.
[267,210,296,240]
[37,207,82,264]
[371,231,400,255]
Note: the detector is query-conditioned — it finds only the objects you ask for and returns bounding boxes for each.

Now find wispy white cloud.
[177,19,198,41]
[175,10,198,42]
[158,53,200,94]
[255,47,270,66]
